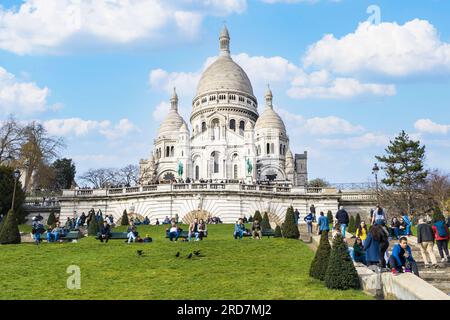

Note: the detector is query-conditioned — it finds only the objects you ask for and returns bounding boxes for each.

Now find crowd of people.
[314,204,450,277]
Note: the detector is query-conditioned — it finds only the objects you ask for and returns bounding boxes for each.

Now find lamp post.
[372,163,380,206]
[11,168,21,212]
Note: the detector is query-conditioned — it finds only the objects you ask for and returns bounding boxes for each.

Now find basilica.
[140,26,308,185]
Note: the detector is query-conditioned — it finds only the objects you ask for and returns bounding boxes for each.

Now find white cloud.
[0,66,55,114]
[0,0,248,55]
[279,109,364,136]
[414,119,450,135]
[152,101,171,123]
[43,117,138,140]
[303,19,450,77]
[317,133,390,149]
[288,70,396,99]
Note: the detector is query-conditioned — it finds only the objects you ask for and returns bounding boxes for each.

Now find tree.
[355,213,361,231]
[308,178,330,188]
[376,130,428,215]
[424,170,450,212]
[309,232,331,281]
[253,210,262,223]
[52,158,76,190]
[88,216,99,236]
[324,234,360,290]
[118,165,139,186]
[0,209,21,244]
[281,206,299,239]
[348,216,356,233]
[0,166,26,222]
[47,210,56,227]
[0,116,25,165]
[18,122,65,193]
[274,225,282,238]
[327,210,333,225]
[78,168,117,189]
[261,212,271,230]
[121,210,129,226]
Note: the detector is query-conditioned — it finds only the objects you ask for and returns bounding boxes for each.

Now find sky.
[0,0,449,184]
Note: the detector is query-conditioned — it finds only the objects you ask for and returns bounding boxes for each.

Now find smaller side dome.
[255,86,286,133]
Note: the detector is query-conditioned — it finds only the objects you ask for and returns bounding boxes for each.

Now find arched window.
[270,143,274,154]
[202,122,206,132]
[280,144,283,155]
[229,119,236,131]
[195,166,200,180]
[233,165,238,179]
[212,151,220,173]
[266,143,270,155]
[239,121,245,134]
[170,146,174,157]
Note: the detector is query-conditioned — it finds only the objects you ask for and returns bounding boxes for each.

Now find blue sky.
[1,0,449,184]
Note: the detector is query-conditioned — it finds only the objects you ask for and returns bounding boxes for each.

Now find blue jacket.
[318,216,329,231]
[402,215,411,227]
[391,244,414,266]
[304,213,313,224]
[363,233,380,263]
[234,223,245,233]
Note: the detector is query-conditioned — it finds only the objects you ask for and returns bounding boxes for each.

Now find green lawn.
[0,224,371,300]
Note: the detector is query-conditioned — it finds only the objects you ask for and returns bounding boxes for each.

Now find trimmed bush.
[348,216,356,233]
[253,210,262,223]
[355,213,361,230]
[274,225,282,238]
[327,210,333,225]
[88,216,99,236]
[261,212,271,230]
[309,232,331,281]
[0,209,21,244]
[324,234,360,290]
[47,210,56,227]
[281,206,299,239]
[121,210,129,226]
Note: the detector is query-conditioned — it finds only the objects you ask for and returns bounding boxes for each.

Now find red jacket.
[432,224,450,241]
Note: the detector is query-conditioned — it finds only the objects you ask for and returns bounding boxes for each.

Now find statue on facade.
[246,158,253,175]
[178,161,183,177]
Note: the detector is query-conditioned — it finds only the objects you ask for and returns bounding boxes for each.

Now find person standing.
[198,219,207,240]
[309,204,316,222]
[417,218,438,268]
[364,225,381,267]
[432,215,450,262]
[355,221,368,241]
[304,212,313,234]
[294,209,300,225]
[317,211,329,238]
[335,206,349,237]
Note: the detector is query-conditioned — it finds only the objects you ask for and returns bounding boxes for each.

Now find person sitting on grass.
[389,237,419,276]
[98,220,111,243]
[251,219,262,239]
[143,234,152,243]
[163,216,171,225]
[234,218,246,240]
[198,219,207,240]
[31,217,45,245]
[127,221,138,243]
[143,217,150,225]
[355,221,368,241]
[168,221,180,241]
[188,218,200,241]
[155,218,160,225]
[353,237,367,265]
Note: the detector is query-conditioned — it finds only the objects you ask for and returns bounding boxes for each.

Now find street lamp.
[11,168,21,211]
[372,163,380,206]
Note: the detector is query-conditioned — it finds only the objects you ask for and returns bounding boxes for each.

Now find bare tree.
[18,122,65,192]
[424,170,450,211]
[78,168,119,189]
[0,116,25,165]
[118,164,139,186]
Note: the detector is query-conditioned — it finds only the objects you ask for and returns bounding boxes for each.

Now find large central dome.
[195,25,254,98]
[196,56,254,96]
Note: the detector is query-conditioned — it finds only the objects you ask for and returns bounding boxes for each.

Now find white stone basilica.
[140,26,308,185]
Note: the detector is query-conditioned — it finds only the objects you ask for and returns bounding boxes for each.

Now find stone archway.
[182,210,213,224]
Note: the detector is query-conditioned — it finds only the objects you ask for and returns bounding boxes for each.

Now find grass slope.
[0,224,371,300]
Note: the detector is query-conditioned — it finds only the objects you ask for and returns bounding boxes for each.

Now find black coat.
[100,224,111,235]
[335,209,349,225]
[417,223,435,243]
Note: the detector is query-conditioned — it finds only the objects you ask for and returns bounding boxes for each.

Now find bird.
[136,250,144,256]
[193,250,201,256]
[187,253,193,259]
[175,251,180,257]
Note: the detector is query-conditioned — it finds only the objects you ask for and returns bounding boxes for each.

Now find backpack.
[435,222,448,238]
